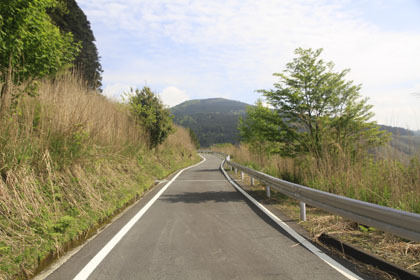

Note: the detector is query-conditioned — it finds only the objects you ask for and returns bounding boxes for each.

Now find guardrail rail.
[199,150,420,243]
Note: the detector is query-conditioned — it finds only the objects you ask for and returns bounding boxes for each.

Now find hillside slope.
[0,76,199,279]
[171,98,250,147]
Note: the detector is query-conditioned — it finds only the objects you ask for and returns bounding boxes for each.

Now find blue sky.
[77,0,420,130]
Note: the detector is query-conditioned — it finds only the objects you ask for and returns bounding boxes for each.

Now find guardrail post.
[241,172,244,181]
[266,186,270,198]
[235,168,237,175]
[251,177,254,186]
[300,202,306,221]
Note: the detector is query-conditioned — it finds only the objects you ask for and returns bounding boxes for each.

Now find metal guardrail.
[199,150,420,243]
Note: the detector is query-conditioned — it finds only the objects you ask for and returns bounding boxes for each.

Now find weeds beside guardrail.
[199,150,420,243]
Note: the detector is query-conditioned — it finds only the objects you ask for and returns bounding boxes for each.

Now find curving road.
[45,154,362,280]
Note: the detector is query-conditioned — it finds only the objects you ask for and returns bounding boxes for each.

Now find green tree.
[239,100,282,156]
[254,48,389,164]
[126,87,173,149]
[0,0,79,113]
[48,0,103,89]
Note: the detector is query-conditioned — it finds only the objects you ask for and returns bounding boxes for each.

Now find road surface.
[45,154,361,280]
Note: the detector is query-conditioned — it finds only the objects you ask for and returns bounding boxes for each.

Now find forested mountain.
[48,0,103,89]
[171,98,250,147]
[377,126,420,157]
[379,124,414,136]
[171,98,250,115]
[171,98,420,155]
[388,135,420,156]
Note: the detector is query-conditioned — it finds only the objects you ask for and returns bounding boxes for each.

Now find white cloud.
[102,83,132,101]
[159,86,189,107]
[102,83,190,108]
[79,0,420,129]
[365,85,420,130]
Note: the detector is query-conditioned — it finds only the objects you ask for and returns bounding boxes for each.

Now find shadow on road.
[191,168,220,172]
[160,191,243,204]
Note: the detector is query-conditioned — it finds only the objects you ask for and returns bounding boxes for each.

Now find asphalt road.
[45,154,359,280]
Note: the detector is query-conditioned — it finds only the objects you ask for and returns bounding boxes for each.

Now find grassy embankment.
[0,76,199,279]
[213,143,420,276]
[213,143,420,213]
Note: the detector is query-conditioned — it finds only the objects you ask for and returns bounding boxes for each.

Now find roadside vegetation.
[0,75,199,279]
[217,48,420,214]
[214,143,420,214]
[125,87,174,149]
[0,1,199,279]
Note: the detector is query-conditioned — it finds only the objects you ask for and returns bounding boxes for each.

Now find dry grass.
[1,75,146,160]
[213,143,420,214]
[0,75,198,279]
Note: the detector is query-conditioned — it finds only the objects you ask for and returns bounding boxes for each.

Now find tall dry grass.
[212,143,420,214]
[0,75,198,279]
[1,74,147,169]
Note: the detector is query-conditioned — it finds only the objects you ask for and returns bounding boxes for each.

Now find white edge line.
[36,178,171,280]
[220,160,363,280]
[73,155,206,280]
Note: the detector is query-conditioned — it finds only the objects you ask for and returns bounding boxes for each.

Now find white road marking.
[220,160,363,280]
[154,179,169,183]
[73,155,206,280]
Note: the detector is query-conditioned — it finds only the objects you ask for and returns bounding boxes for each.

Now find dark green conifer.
[49,0,103,89]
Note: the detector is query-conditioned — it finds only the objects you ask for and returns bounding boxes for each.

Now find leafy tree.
[239,100,282,156]
[0,0,79,113]
[48,0,103,89]
[253,48,389,164]
[126,87,173,149]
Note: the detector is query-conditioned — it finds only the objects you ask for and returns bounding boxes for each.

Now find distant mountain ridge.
[171,98,250,114]
[170,98,250,147]
[379,124,414,136]
[171,98,420,155]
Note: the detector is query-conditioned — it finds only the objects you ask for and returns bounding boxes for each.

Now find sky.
[77,0,420,130]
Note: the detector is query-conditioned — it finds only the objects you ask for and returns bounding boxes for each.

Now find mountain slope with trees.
[171,98,250,147]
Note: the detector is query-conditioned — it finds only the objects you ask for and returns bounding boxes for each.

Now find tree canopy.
[241,48,390,164]
[48,0,103,89]
[238,99,282,156]
[0,0,79,112]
